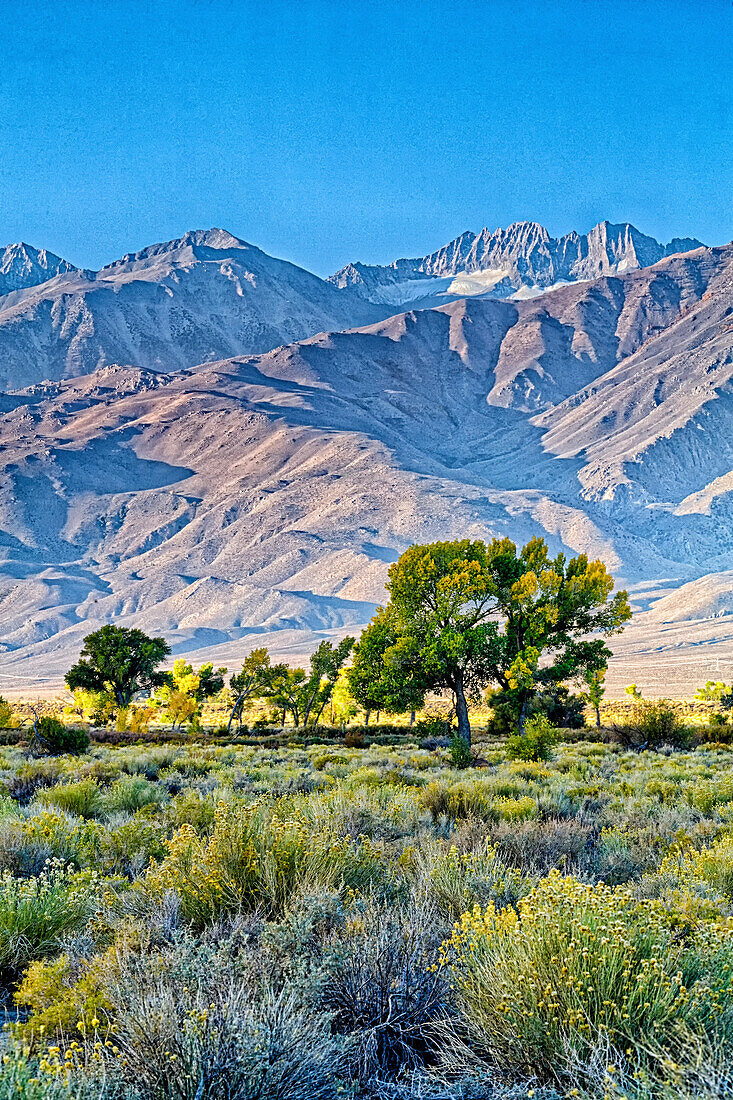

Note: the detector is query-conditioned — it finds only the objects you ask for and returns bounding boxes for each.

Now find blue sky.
[0,0,730,275]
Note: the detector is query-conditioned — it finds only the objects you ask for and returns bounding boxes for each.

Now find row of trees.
[64,627,356,733]
[64,536,631,741]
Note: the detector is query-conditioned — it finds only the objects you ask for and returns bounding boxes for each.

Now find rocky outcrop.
[330,220,706,306]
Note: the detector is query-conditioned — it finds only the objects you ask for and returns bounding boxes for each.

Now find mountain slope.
[1,244,732,687]
[0,229,380,391]
[330,220,705,308]
[0,243,77,296]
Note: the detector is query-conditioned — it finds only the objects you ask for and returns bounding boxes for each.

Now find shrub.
[0,861,98,973]
[4,761,64,804]
[533,685,587,729]
[615,701,694,750]
[414,841,528,921]
[448,731,472,769]
[36,717,90,756]
[413,716,452,740]
[39,778,101,819]
[103,945,343,1100]
[445,871,733,1084]
[101,774,167,816]
[14,950,116,1041]
[490,817,592,875]
[322,906,447,1084]
[506,715,557,762]
[700,712,733,744]
[147,800,388,925]
[0,696,19,729]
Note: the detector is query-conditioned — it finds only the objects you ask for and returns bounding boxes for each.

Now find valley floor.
[1,725,733,1097]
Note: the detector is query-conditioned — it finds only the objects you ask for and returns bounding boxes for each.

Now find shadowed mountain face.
[329,220,705,308]
[0,229,381,391]
[1,241,732,686]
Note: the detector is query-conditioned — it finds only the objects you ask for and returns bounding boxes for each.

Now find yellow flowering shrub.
[14,951,115,1040]
[147,799,388,924]
[445,870,733,1077]
[659,835,733,899]
[419,841,528,921]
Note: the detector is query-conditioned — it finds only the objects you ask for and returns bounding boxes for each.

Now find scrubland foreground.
[2,730,733,1098]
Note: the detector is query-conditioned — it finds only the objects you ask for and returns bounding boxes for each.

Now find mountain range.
[0,220,731,694]
[328,220,704,308]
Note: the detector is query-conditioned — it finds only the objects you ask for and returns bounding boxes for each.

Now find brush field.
[1,721,733,1098]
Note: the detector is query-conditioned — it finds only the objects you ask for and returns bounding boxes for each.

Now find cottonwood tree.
[362,540,505,746]
[347,607,427,725]
[355,536,630,745]
[155,658,225,730]
[65,626,171,708]
[227,648,284,732]
[299,639,355,727]
[485,537,630,732]
[262,639,354,728]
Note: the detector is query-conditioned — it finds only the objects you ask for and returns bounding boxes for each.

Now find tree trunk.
[227,690,247,734]
[365,711,370,727]
[375,711,380,724]
[410,711,415,726]
[518,693,529,735]
[454,681,471,747]
[595,703,601,728]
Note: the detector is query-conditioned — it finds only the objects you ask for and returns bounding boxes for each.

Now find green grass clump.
[0,861,99,974]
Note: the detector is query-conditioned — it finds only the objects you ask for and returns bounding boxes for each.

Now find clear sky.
[0,0,731,275]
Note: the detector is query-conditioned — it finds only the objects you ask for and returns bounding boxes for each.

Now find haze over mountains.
[0,219,731,692]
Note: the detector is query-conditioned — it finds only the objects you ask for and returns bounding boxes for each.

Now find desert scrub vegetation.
[1,733,733,1096]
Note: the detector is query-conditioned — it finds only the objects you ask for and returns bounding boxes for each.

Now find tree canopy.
[351,536,631,742]
[65,626,171,707]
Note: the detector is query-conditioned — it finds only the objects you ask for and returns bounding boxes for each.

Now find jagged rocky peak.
[329,219,706,306]
[0,241,77,295]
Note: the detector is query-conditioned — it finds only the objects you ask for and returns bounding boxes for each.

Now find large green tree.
[65,626,171,707]
[485,536,631,730]
[356,536,630,744]
[373,540,506,745]
[347,607,428,723]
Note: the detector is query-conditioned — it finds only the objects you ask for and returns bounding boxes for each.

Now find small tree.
[327,670,359,727]
[154,659,225,730]
[347,608,427,725]
[266,667,308,727]
[227,648,281,732]
[300,638,355,727]
[65,626,171,708]
[695,680,730,704]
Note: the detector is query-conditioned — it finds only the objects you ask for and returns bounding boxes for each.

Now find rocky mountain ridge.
[0,229,381,391]
[0,242,78,296]
[329,220,705,307]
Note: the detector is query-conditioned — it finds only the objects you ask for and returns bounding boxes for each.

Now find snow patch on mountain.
[330,220,706,308]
